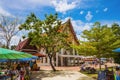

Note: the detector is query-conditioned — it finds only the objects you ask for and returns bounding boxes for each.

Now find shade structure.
[0,48,34,60]
[113,48,120,53]
[0,59,7,62]
[33,53,46,57]
[18,58,33,62]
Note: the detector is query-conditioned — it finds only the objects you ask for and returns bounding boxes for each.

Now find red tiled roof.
[15,39,29,51]
[33,53,46,57]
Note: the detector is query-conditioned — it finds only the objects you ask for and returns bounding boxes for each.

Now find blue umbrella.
[113,48,120,52]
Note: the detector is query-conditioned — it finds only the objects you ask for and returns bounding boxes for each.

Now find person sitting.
[32,62,40,71]
[80,64,86,72]
[89,67,96,74]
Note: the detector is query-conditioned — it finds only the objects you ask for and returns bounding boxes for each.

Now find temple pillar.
[77,58,79,66]
[61,48,64,54]
[72,40,75,55]
[43,57,45,63]
[61,57,63,66]
[56,52,59,66]
[73,58,75,66]
[47,56,50,64]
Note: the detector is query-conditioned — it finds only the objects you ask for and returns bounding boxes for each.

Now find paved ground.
[40,66,80,71]
[39,62,117,71]
[31,71,95,80]
[31,62,117,80]
[31,65,95,80]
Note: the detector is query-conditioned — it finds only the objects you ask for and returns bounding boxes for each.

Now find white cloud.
[0,0,101,14]
[103,8,108,12]
[10,35,21,46]
[51,0,77,13]
[85,11,93,21]
[0,7,13,17]
[80,11,84,15]
[28,0,51,6]
[0,0,51,10]
[100,20,120,27]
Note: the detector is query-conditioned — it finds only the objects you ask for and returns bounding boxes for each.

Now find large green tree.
[75,22,120,70]
[111,23,120,64]
[19,13,68,71]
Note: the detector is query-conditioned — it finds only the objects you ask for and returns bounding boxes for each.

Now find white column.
[67,51,70,66]
[43,57,45,63]
[61,57,63,66]
[72,40,75,55]
[56,52,59,66]
[61,48,64,54]
[47,55,50,64]
[77,58,79,66]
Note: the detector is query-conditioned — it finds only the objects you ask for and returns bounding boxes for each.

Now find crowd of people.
[80,61,120,80]
[0,60,40,80]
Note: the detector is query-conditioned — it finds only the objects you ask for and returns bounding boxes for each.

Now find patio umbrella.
[0,48,35,60]
[112,48,120,53]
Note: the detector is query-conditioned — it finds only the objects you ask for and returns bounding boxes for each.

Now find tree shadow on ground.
[30,70,74,80]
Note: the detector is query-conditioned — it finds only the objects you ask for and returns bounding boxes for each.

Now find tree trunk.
[6,41,10,49]
[48,55,56,71]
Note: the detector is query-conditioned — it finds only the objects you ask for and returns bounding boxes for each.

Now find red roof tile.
[33,53,46,57]
[15,39,29,51]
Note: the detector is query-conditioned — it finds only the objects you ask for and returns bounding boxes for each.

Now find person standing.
[115,67,120,80]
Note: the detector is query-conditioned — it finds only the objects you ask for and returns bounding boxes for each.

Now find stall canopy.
[0,48,37,60]
[32,53,46,57]
[112,48,120,53]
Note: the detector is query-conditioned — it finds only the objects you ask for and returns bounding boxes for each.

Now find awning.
[113,48,120,53]
[32,53,46,57]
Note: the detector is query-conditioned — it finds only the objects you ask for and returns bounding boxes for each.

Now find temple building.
[15,19,83,66]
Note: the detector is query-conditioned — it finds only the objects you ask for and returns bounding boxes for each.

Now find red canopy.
[32,53,46,57]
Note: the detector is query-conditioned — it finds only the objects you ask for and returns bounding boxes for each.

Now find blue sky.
[0,0,120,45]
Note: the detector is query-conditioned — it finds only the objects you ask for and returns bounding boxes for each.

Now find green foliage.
[20,13,68,53]
[75,22,120,58]
[11,45,17,50]
[114,53,120,64]
[111,23,120,39]
[71,42,96,56]
[20,13,68,71]
[111,23,120,64]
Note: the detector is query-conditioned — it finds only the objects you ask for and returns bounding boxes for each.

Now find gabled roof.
[15,39,29,51]
[62,19,79,45]
[15,19,79,51]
